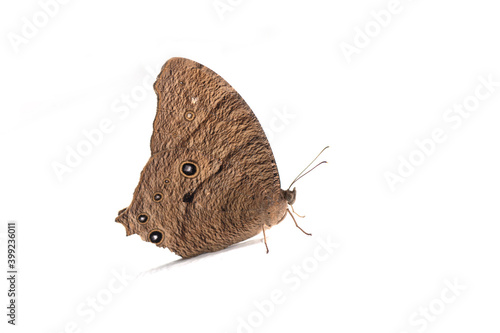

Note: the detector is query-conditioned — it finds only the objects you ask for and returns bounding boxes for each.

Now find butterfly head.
[283,187,297,206]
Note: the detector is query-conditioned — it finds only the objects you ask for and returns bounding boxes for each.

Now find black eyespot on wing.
[180,161,199,178]
[183,163,195,175]
[153,193,163,202]
[138,214,149,224]
[149,230,163,243]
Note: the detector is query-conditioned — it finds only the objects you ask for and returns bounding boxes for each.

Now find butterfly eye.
[137,214,149,224]
[149,230,164,244]
[180,161,199,178]
[184,111,195,121]
[153,193,163,202]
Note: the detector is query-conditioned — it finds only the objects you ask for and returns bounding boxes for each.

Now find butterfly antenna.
[287,146,329,191]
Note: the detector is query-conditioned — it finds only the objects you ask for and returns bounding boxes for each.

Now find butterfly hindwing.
[116,57,288,258]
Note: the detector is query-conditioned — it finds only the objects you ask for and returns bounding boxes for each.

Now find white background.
[1,0,500,332]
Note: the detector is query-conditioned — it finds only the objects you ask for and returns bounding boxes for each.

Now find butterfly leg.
[291,205,305,218]
[262,225,269,254]
[287,209,312,236]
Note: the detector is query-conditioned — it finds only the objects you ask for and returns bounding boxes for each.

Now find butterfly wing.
[116,57,287,258]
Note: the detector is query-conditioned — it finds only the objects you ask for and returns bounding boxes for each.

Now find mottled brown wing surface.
[116,57,288,258]
[150,58,277,167]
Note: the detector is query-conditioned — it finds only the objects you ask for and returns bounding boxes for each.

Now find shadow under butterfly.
[115,57,327,258]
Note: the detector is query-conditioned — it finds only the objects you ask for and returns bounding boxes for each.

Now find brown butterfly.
[115,57,326,258]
